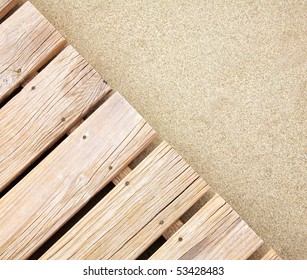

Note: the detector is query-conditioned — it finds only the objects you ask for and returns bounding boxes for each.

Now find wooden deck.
[0,1,281,260]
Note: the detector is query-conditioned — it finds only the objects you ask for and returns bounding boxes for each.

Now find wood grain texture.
[0,45,110,193]
[0,92,157,259]
[150,194,263,260]
[41,142,210,260]
[0,0,16,19]
[112,166,185,240]
[261,249,282,260]
[0,1,66,103]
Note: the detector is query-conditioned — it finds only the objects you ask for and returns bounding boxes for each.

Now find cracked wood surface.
[41,142,209,260]
[0,92,157,259]
[0,0,16,19]
[0,45,110,193]
[0,2,66,103]
[112,166,185,240]
[150,194,263,260]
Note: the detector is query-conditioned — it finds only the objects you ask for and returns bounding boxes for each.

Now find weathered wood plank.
[150,194,263,260]
[0,2,66,103]
[41,142,210,260]
[0,0,16,20]
[0,92,157,259]
[261,249,282,260]
[0,45,110,193]
[112,166,185,240]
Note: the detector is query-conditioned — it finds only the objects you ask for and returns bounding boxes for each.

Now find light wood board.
[41,142,209,260]
[0,92,156,259]
[0,45,110,192]
[113,166,185,240]
[0,0,16,19]
[150,194,263,260]
[262,249,282,260]
[0,2,66,103]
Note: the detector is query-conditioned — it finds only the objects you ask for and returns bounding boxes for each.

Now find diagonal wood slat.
[40,142,210,260]
[150,194,263,260]
[112,166,185,240]
[261,249,282,260]
[0,45,110,193]
[0,0,16,20]
[0,2,66,103]
[0,92,157,259]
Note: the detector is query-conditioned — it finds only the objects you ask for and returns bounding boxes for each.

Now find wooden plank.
[150,194,263,260]
[261,249,282,260]
[110,132,186,240]
[41,142,210,260]
[0,92,157,259]
[0,2,66,103]
[0,0,16,20]
[112,166,185,240]
[0,45,110,193]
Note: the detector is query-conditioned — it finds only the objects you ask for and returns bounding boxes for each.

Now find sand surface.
[20,0,306,259]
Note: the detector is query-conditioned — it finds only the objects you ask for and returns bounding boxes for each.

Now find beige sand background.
[20,0,306,259]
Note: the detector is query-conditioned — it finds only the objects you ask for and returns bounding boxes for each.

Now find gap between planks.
[0,2,66,104]
[0,0,17,20]
[40,141,210,260]
[150,194,263,260]
[0,92,157,259]
[69,121,185,241]
[0,45,110,193]
[68,120,280,259]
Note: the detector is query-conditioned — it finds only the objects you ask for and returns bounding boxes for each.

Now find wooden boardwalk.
[0,1,281,260]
